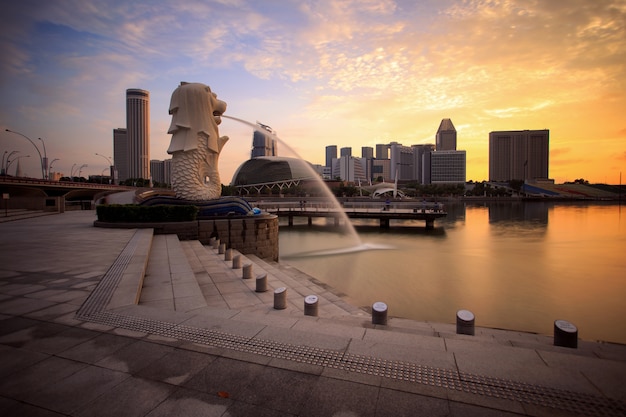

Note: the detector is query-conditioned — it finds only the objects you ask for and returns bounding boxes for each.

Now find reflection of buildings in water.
[488,201,549,224]
[437,202,467,226]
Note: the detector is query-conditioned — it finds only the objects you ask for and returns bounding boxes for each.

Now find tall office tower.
[389,142,415,181]
[436,118,457,151]
[340,147,352,157]
[376,143,390,159]
[361,146,374,181]
[113,128,128,183]
[126,89,150,180]
[489,130,549,182]
[325,145,337,168]
[431,150,466,184]
[361,146,374,159]
[150,160,165,184]
[412,144,435,184]
[251,122,277,158]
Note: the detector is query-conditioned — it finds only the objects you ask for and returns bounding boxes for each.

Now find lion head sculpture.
[167,82,228,200]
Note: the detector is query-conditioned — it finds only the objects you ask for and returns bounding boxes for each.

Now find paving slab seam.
[76,229,151,318]
[79,309,624,417]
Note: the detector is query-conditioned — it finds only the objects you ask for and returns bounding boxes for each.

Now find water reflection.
[280,202,626,344]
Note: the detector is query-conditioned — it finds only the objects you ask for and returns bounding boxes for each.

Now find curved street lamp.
[5,129,44,179]
[77,164,88,180]
[48,158,60,180]
[95,153,115,184]
[7,155,30,176]
[2,150,20,175]
[39,137,48,180]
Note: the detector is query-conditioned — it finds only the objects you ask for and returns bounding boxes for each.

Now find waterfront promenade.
[0,211,625,416]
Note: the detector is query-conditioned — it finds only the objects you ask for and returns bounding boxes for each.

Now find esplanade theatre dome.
[231,156,317,186]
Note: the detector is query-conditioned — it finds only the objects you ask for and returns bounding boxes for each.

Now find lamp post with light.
[95,153,115,184]
[5,129,45,179]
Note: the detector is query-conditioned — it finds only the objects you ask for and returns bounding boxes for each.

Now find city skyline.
[1,1,624,184]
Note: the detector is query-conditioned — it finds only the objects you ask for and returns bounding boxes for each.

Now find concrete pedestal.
[304,295,319,317]
[456,309,475,335]
[274,287,287,310]
[372,302,388,325]
[554,320,578,348]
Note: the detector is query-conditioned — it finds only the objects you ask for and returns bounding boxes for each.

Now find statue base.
[138,195,259,217]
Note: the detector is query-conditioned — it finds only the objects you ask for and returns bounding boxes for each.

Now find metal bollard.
[554,320,578,348]
[255,273,268,292]
[274,287,287,310]
[224,248,233,261]
[218,242,226,254]
[371,301,388,325]
[232,254,242,269]
[456,309,475,335]
[242,263,253,279]
[304,295,319,317]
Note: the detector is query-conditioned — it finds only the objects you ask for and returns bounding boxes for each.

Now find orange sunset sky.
[1,0,625,184]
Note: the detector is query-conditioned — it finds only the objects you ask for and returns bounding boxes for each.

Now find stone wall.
[198,215,279,262]
[94,214,279,261]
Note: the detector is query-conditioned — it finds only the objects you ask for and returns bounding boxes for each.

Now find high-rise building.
[113,128,128,183]
[431,150,466,184]
[325,145,337,168]
[251,122,277,158]
[332,156,367,182]
[489,130,549,182]
[389,142,414,180]
[376,144,390,159]
[126,89,150,180]
[411,144,435,184]
[436,118,457,151]
[340,147,352,157]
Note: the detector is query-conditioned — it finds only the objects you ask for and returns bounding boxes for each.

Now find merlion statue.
[167,82,228,200]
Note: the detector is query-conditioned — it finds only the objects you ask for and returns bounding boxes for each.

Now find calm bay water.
[279,202,626,344]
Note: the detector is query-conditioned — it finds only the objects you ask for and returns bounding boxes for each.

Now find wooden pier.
[258,201,447,229]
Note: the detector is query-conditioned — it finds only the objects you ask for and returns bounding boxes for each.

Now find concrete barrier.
[242,263,253,279]
[232,254,242,269]
[372,301,388,325]
[554,320,578,348]
[304,295,319,316]
[456,309,475,335]
[255,273,267,292]
[274,287,287,309]
[224,248,233,261]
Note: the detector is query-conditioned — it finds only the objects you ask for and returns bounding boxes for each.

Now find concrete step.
[140,234,208,313]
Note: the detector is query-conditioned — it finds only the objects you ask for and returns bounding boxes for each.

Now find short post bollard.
[209,237,216,247]
[232,254,241,269]
[255,273,267,292]
[372,301,388,325]
[242,263,253,279]
[218,242,226,254]
[456,309,475,335]
[304,295,319,317]
[274,287,287,310]
[554,320,578,348]
[211,238,220,249]
[224,248,233,261]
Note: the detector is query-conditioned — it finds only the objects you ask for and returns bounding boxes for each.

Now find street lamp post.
[95,153,115,184]
[48,158,60,180]
[7,155,30,176]
[5,129,44,179]
[39,137,48,180]
[70,163,77,181]
[77,164,88,181]
[2,150,20,175]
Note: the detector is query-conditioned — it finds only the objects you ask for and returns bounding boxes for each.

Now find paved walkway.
[0,211,624,417]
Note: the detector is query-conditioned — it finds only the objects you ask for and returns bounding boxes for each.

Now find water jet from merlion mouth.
[223,115,392,256]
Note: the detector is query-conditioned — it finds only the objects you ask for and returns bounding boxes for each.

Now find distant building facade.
[431,150,466,184]
[489,130,549,182]
[126,89,150,180]
[436,118,457,151]
[325,145,337,169]
[113,128,128,183]
[251,122,277,158]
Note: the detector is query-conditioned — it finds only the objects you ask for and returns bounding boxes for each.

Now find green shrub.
[96,204,198,222]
